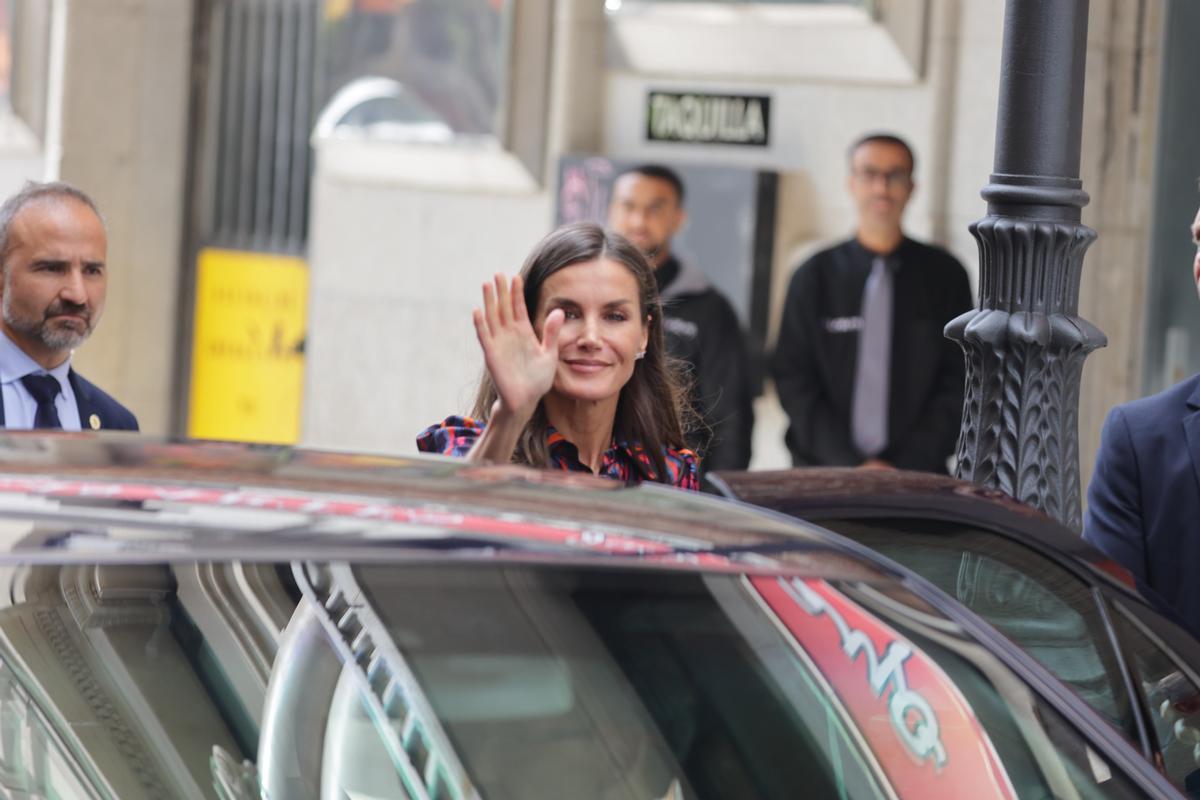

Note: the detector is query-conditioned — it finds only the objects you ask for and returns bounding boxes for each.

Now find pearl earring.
[635,350,646,360]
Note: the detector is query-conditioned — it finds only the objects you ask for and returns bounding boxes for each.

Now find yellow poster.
[324,0,351,21]
[188,249,309,444]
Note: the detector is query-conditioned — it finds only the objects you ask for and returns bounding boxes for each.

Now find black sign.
[646,91,771,147]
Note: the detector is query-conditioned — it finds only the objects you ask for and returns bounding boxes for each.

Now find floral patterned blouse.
[417,416,699,491]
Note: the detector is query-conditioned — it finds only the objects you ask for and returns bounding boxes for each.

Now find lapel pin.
[89,414,101,431]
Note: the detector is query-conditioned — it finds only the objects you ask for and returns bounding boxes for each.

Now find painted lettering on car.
[750,576,1017,799]
[783,577,947,767]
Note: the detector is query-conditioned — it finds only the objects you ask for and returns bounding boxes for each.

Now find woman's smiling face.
[533,257,650,405]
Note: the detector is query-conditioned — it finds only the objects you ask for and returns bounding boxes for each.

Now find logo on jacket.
[664,317,700,341]
[824,316,865,334]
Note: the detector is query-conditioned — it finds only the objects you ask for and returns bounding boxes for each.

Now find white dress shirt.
[0,329,81,430]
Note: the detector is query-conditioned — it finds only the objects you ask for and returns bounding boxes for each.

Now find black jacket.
[771,237,971,473]
[657,256,754,472]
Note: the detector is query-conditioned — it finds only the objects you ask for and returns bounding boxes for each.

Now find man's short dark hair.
[614,164,686,206]
[848,133,916,174]
[0,181,104,266]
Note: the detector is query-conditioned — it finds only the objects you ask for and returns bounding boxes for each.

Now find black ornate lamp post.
[946,0,1105,532]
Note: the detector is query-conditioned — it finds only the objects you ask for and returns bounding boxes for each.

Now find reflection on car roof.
[0,434,885,583]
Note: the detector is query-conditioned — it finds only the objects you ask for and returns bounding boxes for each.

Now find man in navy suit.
[0,182,137,431]
[1084,202,1200,624]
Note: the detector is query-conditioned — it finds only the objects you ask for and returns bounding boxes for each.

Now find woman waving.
[418,223,698,490]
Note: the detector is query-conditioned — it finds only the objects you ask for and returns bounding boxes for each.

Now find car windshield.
[0,559,1148,799]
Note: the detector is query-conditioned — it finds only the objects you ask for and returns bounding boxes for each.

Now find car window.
[351,565,889,800]
[347,565,1146,799]
[0,559,1155,799]
[1110,600,1200,797]
[817,517,1140,745]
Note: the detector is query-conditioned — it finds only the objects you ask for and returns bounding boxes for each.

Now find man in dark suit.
[1084,202,1200,624]
[772,133,971,472]
[0,182,137,431]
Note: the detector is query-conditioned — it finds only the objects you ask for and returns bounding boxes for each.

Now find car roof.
[0,434,886,581]
[711,467,1043,518]
[710,467,1137,589]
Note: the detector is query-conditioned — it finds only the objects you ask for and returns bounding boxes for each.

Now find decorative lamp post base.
[948,214,1106,532]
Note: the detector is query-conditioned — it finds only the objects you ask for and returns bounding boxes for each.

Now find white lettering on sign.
[647,92,770,146]
[785,578,948,768]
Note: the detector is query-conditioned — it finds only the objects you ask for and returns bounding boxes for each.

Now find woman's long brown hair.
[470,222,694,483]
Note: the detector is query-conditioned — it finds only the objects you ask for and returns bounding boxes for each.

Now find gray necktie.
[852,256,893,457]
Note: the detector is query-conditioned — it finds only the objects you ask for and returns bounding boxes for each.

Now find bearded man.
[0,182,137,431]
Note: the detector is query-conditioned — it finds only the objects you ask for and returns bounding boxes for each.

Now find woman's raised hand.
[473,273,564,420]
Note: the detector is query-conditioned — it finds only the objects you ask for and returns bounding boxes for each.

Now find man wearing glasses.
[771,133,971,472]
